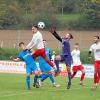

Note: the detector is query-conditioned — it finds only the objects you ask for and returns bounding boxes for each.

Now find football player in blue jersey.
[13,42,39,90]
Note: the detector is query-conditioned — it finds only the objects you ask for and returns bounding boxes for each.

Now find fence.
[0,30,100,50]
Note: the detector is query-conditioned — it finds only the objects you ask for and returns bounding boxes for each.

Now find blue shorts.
[26,63,38,74]
[60,55,71,67]
[39,62,52,72]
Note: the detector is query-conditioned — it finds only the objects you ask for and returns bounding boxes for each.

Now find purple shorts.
[60,55,71,67]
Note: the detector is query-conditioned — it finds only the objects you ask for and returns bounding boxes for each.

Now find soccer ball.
[38,22,45,29]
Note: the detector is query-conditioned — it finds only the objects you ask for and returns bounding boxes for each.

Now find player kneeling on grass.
[71,43,85,85]
[12,42,39,90]
[33,40,60,87]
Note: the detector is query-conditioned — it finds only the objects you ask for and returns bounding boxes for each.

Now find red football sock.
[97,70,100,83]
[94,72,98,84]
[80,73,85,81]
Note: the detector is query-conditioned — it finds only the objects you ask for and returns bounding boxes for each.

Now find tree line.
[0,0,100,30]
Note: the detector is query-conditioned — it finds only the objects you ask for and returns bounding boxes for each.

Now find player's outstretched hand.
[10,56,13,60]
[49,27,56,33]
[10,56,19,62]
[88,56,92,59]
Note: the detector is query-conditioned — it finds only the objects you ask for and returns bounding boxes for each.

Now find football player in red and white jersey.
[71,43,85,85]
[89,36,100,90]
[26,25,54,67]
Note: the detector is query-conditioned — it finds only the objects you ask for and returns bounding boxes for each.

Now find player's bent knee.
[67,67,71,72]
[82,70,85,74]
[27,73,30,77]
[55,56,61,61]
[34,71,39,76]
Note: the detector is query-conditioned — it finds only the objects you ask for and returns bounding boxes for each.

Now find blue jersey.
[18,50,35,66]
[62,38,71,57]
[18,49,38,73]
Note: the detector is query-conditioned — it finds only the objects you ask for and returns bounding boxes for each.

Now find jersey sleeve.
[89,45,94,52]
[52,31,62,42]
[18,53,22,59]
[71,50,74,56]
[27,35,38,49]
[48,49,52,60]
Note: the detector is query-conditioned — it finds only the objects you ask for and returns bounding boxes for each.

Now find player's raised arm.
[88,51,92,58]
[13,57,20,62]
[26,37,35,50]
[50,27,62,42]
[26,37,38,50]
[88,45,93,58]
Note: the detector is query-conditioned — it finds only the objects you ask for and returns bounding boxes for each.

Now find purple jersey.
[62,38,71,57]
[51,31,72,67]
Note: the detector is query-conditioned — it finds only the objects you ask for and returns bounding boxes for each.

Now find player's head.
[65,33,73,40]
[19,42,26,50]
[32,25,39,33]
[43,39,47,47]
[93,36,99,43]
[74,43,79,49]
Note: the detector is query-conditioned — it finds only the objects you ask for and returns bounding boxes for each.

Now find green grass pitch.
[0,73,100,100]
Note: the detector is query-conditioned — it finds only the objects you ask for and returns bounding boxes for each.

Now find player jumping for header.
[26,25,54,67]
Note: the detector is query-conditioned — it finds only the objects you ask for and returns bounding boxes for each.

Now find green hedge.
[0,48,94,64]
[0,48,20,60]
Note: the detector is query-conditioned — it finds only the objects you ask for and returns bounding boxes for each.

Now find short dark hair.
[32,25,39,29]
[69,33,73,39]
[43,39,46,41]
[94,36,100,39]
[19,42,24,47]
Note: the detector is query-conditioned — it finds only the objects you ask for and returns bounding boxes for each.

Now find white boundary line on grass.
[0,91,33,98]
[0,86,92,98]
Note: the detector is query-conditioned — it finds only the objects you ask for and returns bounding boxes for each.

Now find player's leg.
[33,71,41,88]
[31,62,40,88]
[91,65,98,90]
[65,57,72,89]
[97,68,100,83]
[71,72,77,79]
[41,49,54,67]
[55,55,62,61]
[33,48,54,67]
[79,65,85,85]
[40,74,49,82]
[54,55,63,76]
[34,74,49,87]
[26,67,31,90]
[26,73,31,90]
[54,60,60,76]
[33,75,39,87]
[38,63,52,86]
[91,69,98,90]
[71,66,77,79]
[56,55,72,89]
[96,61,100,84]
[67,67,71,89]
